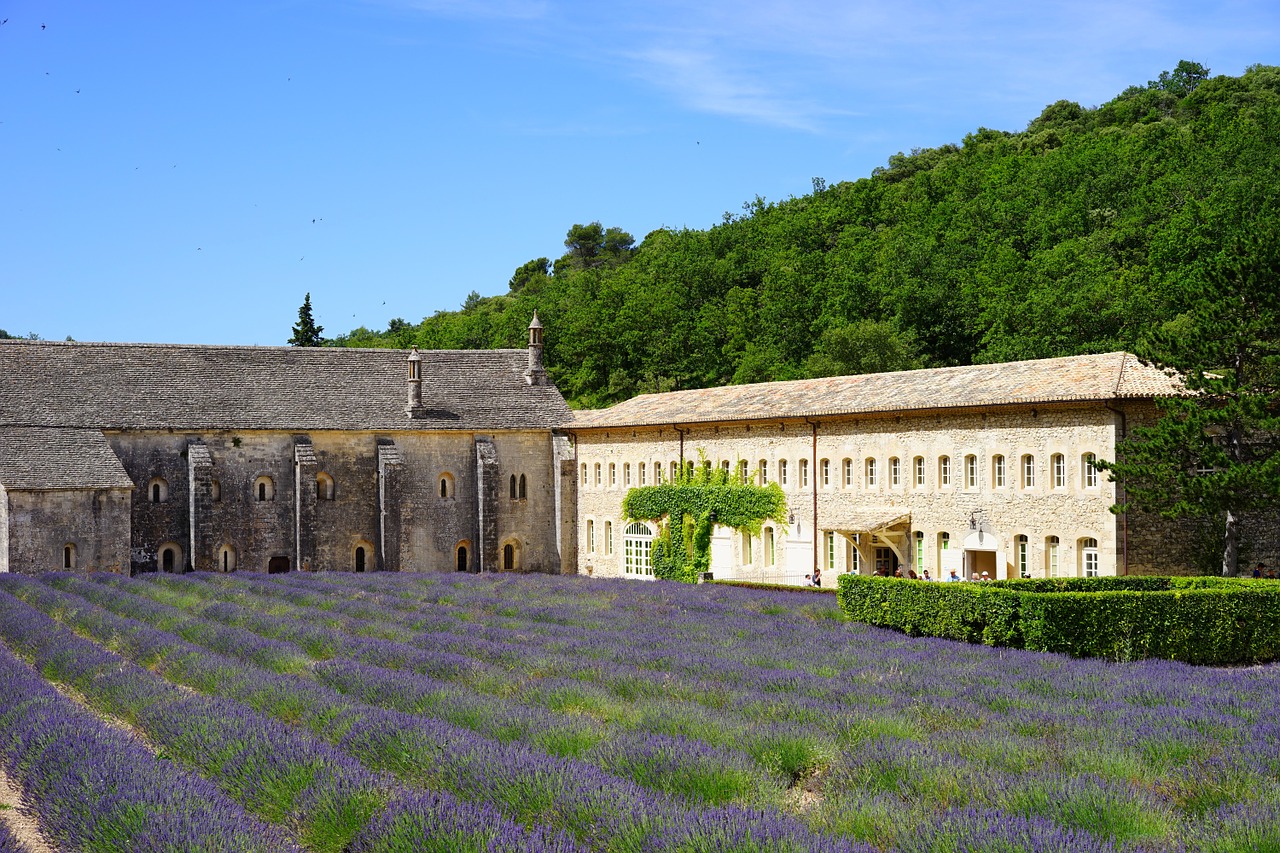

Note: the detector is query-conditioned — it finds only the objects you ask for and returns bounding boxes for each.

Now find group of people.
[875,567,990,582]
[1251,562,1277,579]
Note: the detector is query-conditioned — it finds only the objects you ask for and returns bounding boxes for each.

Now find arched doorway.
[456,545,469,572]
[502,542,516,572]
[158,543,181,573]
[268,556,290,574]
[354,546,367,573]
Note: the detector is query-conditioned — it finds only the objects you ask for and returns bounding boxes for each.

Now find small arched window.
[865,457,878,488]
[738,460,749,484]
[937,532,950,572]
[595,463,602,486]
[218,544,237,572]
[758,460,768,485]
[741,531,753,564]
[149,478,168,504]
[210,480,221,502]
[316,472,335,501]
[764,526,775,566]
[159,543,181,573]
[1052,454,1066,489]
[456,542,470,572]
[1082,453,1099,489]
[510,474,519,500]
[518,474,527,500]
[1022,454,1036,489]
[639,463,646,486]
[254,476,274,502]
[604,520,614,555]
[1080,537,1100,577]
[1046,536,1060,577]
[992,455,1006,488]
[625,463,633,486]
[819,458,830,487]
[889,457,901,487]
[938,456,951,487]
[355,546,367,573]
[587,518,596,553]
[842,458,854,487]
[913,456,925,487]
[965,454,978,489]
[502,542,518,572]
[63,543,76,569]
[439,473,455,499]
[778,459,788,487]
[581,463,588,486]
[799,458,809,488]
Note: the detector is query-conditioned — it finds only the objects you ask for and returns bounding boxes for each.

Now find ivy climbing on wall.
[622,452,788,583]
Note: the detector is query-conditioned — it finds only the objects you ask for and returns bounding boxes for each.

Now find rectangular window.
[865,458,877,488]
[742,531,753,564]
[914,456,925,487]
[639,463,646,486]
[843,458,854,487]
[759,460,768,484]
[739,460,749,484]
[965,455,977,489]
[820,458,830,487]
[1053,454,1065,489]
[993,455,1006,488]
[826,531,836,571]
[587,519,595,553]
[800,459,809,488]
[623,463,631,487]
[915,531,924,574]
[1023,455,1035,489]
[779,459,788,486]
[939,456,951,487]
[581,463,587,485]
[594,463,601,486]
[1047,536,1060,577]
[765,527,775,566]
[609,463,617,487]
[605,521,613,555]
[890,457,901,487]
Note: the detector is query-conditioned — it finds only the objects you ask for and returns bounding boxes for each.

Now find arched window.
[63,543,76,569]
[914,456,925,487]
[937,532,950,573]
[1022,454,1036,489]
[758,460,768,485]
[595,463,602,486]
[865,457,878,488]
[738,460,749,484]
[581,463,587,486]
[354,546,367,573]
[510,474,518,500]
[211,480,221,502]
[799,458,809,488]
[1052,454,1066,489]
[965,454,978,489]
[992,455,1006,488]
[604,520,613,555]
[1046,536,1060,577]
[938,456,951,487]
[624,522,655,577]
[842,458,854,488]
[586,519,596,553]
[639,463,646,486]
[1082,453,1099,489]
[654,462,663,484]
[670,461,679,482]
[254,476,274,502]
[719,460,730,477]
[778,459,788,486]
[1016,535,1029,578]
[502,541,519,572]
[456,542,470,572]
[825,531,836,571]
[518,474,527,500]
[439,472,455,499]
[609,463,617,487]
[316,472,335,501]
[764,526,775,566]
[218,545,237,572]
[149,477,168,504]
[1080,537,1100,577]
[624,463,632,486]
[741,531,753,564]
[889,457,901,487]
[914,531,924,575]
[819,458,830,487]
[159,543,181,573]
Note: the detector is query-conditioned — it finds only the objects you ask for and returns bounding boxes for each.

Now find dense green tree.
[1100,227,1280,575]
[803,319,923,378]
[288,293,325,347]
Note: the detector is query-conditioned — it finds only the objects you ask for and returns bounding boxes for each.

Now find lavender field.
[0,571,1277,852]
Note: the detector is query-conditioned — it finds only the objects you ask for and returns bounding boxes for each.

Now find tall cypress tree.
[1101,229,1280,575]
[288,293,325,347]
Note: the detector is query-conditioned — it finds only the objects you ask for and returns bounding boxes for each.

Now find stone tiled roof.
[0,341,570,432]
[0,426,134,490]
[570,352,1182,429]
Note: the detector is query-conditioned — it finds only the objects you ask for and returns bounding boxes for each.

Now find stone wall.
[573,403,1126,583]
[3,487,131,573]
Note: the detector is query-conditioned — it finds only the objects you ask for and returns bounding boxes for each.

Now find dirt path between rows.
[0,767,58,853]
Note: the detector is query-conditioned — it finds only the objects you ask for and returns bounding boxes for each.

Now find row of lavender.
[0,575,868,853]
[4,570,1280,850]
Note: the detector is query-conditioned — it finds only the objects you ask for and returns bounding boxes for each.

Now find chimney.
[406,347,424,416]
[525,312,546,386]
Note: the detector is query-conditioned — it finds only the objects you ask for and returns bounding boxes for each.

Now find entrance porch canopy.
[831,509,912,569]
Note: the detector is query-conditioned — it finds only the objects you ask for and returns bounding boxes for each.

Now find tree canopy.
[327,63,1280,413]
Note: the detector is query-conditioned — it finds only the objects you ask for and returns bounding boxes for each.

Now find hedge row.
[836,575,1280,664]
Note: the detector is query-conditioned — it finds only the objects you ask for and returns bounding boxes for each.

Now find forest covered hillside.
[331,62,1280,410]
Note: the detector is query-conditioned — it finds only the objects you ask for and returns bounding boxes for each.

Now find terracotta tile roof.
[0,426,134,490]
[569,352,1182,429]
[0,340,570,432]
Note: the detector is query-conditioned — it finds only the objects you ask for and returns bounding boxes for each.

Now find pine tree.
[1101,229,1280,575]
[288,293,325,347]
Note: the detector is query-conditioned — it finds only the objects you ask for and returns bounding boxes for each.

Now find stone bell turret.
[525,312,546,386]
[406,347,424,416]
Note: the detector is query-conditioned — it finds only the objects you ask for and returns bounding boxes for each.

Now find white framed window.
[914,531,923,574]
[609,463,617,487]
[799,458,809,488]
[843,458,854,488]
[993,454,1006,488]
[1052,454,1065,489]
[1081,537,1099,577]
[721,459,731,476]
[847,535,861,573]
[654,462,663,484]
[826,531,836,571]
[605,520,613,555]
[914,456,925,487]
[1016,535,1029,578]
[624,522,655,577]
[623,463,631,487]
[739,460,749,484]
[965,454,977,489]
[1082,453,1099,488]
[779,459,788,486]
[820,458,830,488]
[594,463,602,486]
[759,460,768,484]
[670,461,679,482]
[937,532,950,572]
[889,457,901,487]
[764,526,775,566]
[938,456,951,487]
[1022,454,1036,489]
[587,519,596,553]
[741,531,753,564]
[581,463,588,486]
[639,463,646,486]
[865,457,878,488]
[1046,536,1060,577]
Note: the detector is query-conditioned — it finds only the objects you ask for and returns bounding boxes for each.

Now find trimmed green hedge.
[837,575,1280,664]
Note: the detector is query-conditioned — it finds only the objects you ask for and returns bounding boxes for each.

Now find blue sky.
[2,1,1278,345]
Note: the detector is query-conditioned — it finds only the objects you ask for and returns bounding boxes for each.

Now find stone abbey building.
[1,323,1273,579]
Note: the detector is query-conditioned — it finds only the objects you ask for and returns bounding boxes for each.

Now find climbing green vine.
[622,451,788,583]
